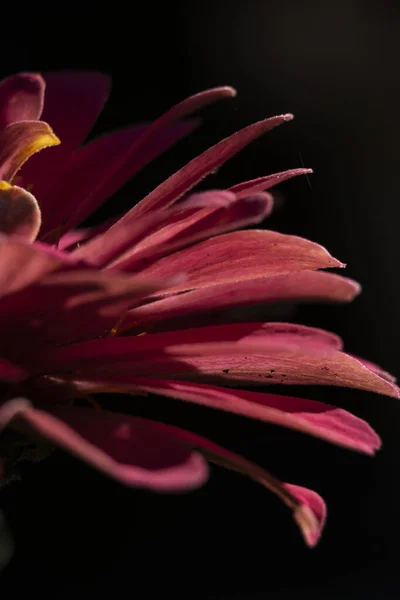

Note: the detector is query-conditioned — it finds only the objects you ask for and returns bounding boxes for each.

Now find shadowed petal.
[0,267,176,356]
[39,71,111,151]
[0,73,45,128]
[125,271,361,332]
[0,359,26,382]
[0,121,60,182]
[0,400,208,492]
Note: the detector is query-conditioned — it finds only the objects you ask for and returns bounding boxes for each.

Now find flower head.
[0,72,396,548]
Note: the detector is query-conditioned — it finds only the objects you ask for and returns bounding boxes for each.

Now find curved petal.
[0,182,41,241]
[0,400,208,492]
[17,71,111,199]
[74,376,381,455]
[229,168,313,198]
[125,417,327,547]
[0,73,45,128]
[119,114,294,221]
[112,193,274,271]
[0,121,60,182]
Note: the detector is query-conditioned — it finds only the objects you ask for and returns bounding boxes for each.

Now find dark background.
[1,1,400,597]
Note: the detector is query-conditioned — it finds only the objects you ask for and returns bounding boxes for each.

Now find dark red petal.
[17,71,111,205]
[0,73,45,128]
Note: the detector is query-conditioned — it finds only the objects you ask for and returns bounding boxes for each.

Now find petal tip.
[220,86,237,98]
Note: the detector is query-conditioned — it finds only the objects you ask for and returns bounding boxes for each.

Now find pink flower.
[0,72,396,547]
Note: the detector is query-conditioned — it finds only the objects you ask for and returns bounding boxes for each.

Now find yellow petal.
[0,121,60,182]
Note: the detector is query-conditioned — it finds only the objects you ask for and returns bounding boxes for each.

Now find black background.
[1,1,400,598]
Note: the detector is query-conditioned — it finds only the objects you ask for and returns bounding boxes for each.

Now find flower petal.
[131,230,344,290]
[16,72,111,203]
[125,271,361,332]
[116,416,327,547]
[42,323,399,398]
[229,168,313,198]
[0,182,41,241]
[119,114,294,221]
[79,192,273,269]
[0,267,174,357]
[0,121,60,182]
[0,400,208,492]
[0,358,26,382]
[0,73,45,128]
[39,71,111,151]
[52,86,236,230]
[349,355,397,384]
[0,238,66,297]
[114,193,274,271]
[75,376,381,455]
[39,121,199,236]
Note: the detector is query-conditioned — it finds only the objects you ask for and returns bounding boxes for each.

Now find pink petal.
[42,321,342,363]
[112,193,274,271]
[118,114,294,222]
[80,191,273,270]
[229,168,313,198]
[30,86,233,234]
[0,238,67,297]
[0,73,45,128]
[0,400,208,492]
[125,271,361,332]
[56,86,237,230]
[78,376,381,455]
[39,121,198,236]
[57,217,120,251]
[42,323,399,399]
[132,229,344,289]
[72,190,238,266]
[0,121,60,182]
